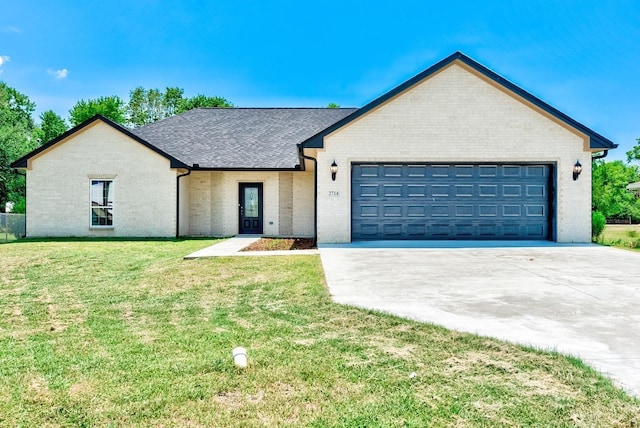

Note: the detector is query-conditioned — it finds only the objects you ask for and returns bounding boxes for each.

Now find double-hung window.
[91,180,114,227]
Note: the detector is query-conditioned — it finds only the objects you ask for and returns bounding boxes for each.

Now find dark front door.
[239,183,263,234]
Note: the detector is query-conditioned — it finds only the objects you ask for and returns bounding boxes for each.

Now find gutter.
[176,168,192,238]
[592,150,609,160]
[297,145,317,245]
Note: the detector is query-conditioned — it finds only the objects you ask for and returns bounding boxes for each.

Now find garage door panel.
[526,165,546,177]
[479,224,499,237]
[455,205,474,217]
[455,185,474,197]
[408,165,427,177]
[359,184,379,197]
[352,163,551,240]
[503,165,522,177]
[383,185,403,196]
[407,205,426,217]
[479,205,498,217]
[479,165,498,177]
[527,185,545,197]
[383,205,403,217]
[408,185,426,196]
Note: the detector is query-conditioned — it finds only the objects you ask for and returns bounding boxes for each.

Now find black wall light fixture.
[330,160,338,181]
[573,160,582,181]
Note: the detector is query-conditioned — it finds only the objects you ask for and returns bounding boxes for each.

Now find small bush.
[592,211,606,241]
[628,230,638,238]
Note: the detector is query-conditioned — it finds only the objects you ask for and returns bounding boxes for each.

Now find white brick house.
[11,52,616,243]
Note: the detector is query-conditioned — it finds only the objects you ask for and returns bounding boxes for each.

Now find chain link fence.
[1,213,26,243]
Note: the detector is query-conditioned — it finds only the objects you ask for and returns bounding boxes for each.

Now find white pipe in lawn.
[232,346,248,368]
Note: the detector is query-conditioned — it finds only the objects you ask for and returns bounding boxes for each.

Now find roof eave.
[190,166,301,172]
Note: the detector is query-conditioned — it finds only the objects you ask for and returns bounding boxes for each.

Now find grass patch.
[0,232,18,244]
[1,240,638,426]
[600,224,640,250]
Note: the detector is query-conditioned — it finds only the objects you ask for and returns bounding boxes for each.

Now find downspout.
[298,146,317,245]
[176,168,192,238]
[13,169,27,237]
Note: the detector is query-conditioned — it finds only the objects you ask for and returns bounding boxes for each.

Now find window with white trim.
[90,180,114,227]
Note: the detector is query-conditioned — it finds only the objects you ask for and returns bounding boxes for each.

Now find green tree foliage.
[69,95,126,127]
[174,94,232,114]
[127,87,166,127]
[591,211,606,241]
[592,160,640,222]
[127,87,232,127]
[0,81,38,213]
[38,110,68,143]
[627,138,640,163]
[163,87,185,117]
[326,102,340,108]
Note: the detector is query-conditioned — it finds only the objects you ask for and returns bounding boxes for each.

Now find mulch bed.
[241,238,316,252]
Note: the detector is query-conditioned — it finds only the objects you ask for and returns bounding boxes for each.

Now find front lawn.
[1,240,638,426]
[600,224,640,250]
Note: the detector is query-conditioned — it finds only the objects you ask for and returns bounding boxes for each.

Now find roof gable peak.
[301,51,616,150]
[10,114,189,169]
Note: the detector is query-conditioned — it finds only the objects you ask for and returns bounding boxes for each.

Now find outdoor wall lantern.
[330,160,338,181]
[573,160,582,181]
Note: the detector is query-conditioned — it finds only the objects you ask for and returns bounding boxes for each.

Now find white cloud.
[47,68,69,79]
[2,26,22,34]
[0,55,10,73]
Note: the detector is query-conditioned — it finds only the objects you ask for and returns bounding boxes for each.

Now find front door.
[239,183,263,234]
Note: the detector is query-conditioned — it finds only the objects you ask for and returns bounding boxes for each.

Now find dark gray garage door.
[351,163,553,240]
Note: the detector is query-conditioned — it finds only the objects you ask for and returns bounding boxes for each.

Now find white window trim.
[90,179,115,229]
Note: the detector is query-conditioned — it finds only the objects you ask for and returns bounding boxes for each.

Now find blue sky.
[1,0,638,159]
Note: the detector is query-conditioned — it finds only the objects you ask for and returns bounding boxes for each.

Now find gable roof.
[300,51,617,151]
[131,108,357,169]
[10,114,190,169]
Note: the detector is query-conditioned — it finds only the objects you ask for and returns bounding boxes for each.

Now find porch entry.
[238,183,263,234]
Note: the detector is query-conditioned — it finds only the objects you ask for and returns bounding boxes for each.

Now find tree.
[69,95,126,126]
[175,94,232,114]
[0,81,38,213]
[126,87,232,128]
[38,110,68,142]
[127,87,166,127]
[592,160,640,222]
[163,87,184,117]
[326,102,340,108]
[627,138,640,163]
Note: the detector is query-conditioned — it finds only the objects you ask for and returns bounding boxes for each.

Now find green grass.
[0,231,18,243]
[1,240,639,427]
[599,224,640,250]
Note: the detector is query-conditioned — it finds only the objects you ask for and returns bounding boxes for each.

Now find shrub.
[592,211,606,241]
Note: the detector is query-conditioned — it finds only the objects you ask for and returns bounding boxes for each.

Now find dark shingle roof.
[131,108,357,169]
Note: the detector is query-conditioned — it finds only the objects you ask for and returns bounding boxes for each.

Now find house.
[11,52,617,243]
[627,182,640,198]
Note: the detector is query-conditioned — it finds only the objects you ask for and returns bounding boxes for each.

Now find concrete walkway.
[319,242,640,397]
[184,235,319,258]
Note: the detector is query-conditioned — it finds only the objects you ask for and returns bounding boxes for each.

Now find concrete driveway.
[319,242,640,397]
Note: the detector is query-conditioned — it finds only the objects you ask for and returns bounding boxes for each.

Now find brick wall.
[26,121,178,237]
